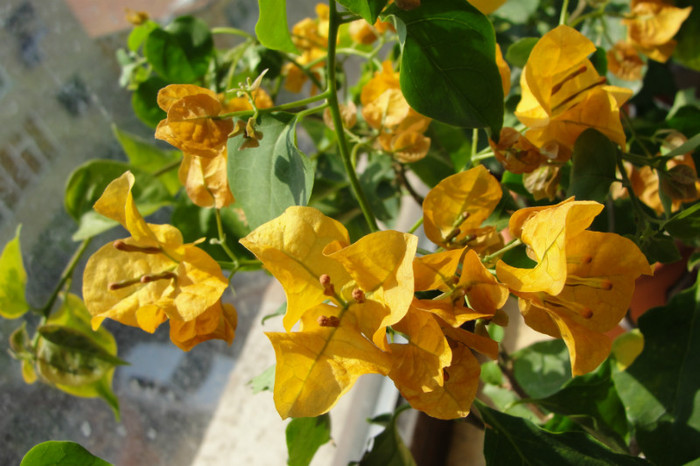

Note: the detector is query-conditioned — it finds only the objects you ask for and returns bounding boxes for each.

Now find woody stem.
[327,0,379,232]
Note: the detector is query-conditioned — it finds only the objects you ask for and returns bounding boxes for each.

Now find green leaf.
[9,321,32,355]
[427,121,472,172]
[478,402,650,465]
[228,113,314,229]
[40,294,121,420]
[505,38,538,68]
[249,365,276,394]
[512,340,571,399]
[38,325,128,367]
[0,225,29,319]
[337,0,388,23]
[387,0,504,134]
[144,16,214,82]
[493,0,539,23]
[65,160,171,240]
[359,156,400,227]
[112,125,181,195]
[674,0,700,71]
[536,360,629,451]
[661,132,700,159]
[286,414,332,466]
[255,0,299,54]
[359,404,416,466]
[612,276,700,465]
[663,201,700,242]
[132,76,167,128]
[128,20,159,52]
[262,302,287,324]
[567,129,617,203]
[481,384,541,424]
[21,441,112,466]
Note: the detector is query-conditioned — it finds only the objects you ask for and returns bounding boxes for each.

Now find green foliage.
[249,365,276,394]
[286,414,332,466]
[387,0,504,134]
[228,113,314,229]
[358,405,416,466]
[567,129,618,203]
[255,0,299,54]
[144,17,214,83]
[337,0,388,23]
[131,76,168,128]
[479,402,650,465]
[512,340,571,399]
[21,441,112,466]
[0,226,29,319]
[612,276,700,465]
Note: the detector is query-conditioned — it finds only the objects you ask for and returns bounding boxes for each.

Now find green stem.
[216,91,331,119]
[559,0,571,25]
[152,158,182,177]
[214,209,239,265]
[408,217,424,234]
[39,238,92,319]
[481,239,522,265]
[327,1,379,232]
[211,27,256,41]
[471,128,479,168]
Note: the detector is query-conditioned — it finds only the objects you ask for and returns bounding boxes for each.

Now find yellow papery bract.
[171,247,228,321]
[495,43,511,96]
[515,25,632,158]
[441,324,499,360]
[327,230,417,347]
[423,165,502,248]
[155,93,233,158]
[400,345,480,420]
[267,304,391,419]
[413,299,492,328]
[497,198,603,295]
[170,300,237,352]
[157,84,218,113]
[622,0,692,62]
[178,149,234,209]
[240,206,351,331]
[468,0,507,14]
[413,249,464,292]
[459,249,509,316]
[83,235,176,331]
[389,306,452,392]
[94,171,156,244]
[362,88,410,130]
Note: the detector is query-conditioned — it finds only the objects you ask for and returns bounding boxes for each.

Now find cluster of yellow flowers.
[608,0,692,81]
[239,166,650,419]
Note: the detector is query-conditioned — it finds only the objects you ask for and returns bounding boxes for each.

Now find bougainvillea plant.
[5,0,700,463]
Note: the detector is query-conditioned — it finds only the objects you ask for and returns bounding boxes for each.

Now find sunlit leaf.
[255,0,299,54]
[286,414,331,466]
[228,113,314,229]
[0,226,28,319]
[21,441,112,466]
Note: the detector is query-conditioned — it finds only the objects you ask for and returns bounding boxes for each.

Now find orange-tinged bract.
[497,199,652,375]
[82,172,232,351]
[422,165,502,250]
[515,26,633,160]
[622,0,692,62]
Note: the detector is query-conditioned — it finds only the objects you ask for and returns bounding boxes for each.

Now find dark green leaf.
[255,0,299,54]
[359,156,400,227]
[21,441,112,466]
[228,113,314,229]
[663,201,700,242]
[674,0,700,71]
[512,340,571,399]
[132,76,167,128]
[337,0,388,24]
[38,325,128,367]
[427,121,472,171]
[505,38,538,68]
[388,0,504,134]
[10,321,32,355]
[612,276,700,465]
[0,225,29,319]
[359,404,416,466]
[286,414,332,466]
[590,47,608,76]
[567,129,617,203]
[689,251,700,271]
[537,360,629,451]
[662,133,700,159]
[112,125,181,195]
[667,106,700,138]
[481,384,541,423]
[144,16,214,82]
[249,365,276,394]
[478,402,650,466]
[500,244,537,270]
